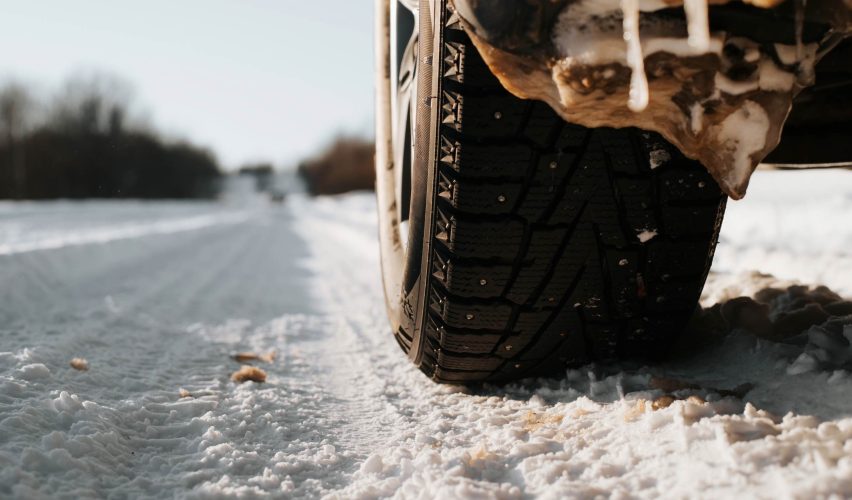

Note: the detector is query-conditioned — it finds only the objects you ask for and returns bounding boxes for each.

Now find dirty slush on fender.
[454,0,850,198]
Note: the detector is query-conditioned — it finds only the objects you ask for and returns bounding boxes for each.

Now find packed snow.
[1,169,851,498]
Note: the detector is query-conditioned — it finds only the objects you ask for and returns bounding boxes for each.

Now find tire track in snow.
[0,203,356,497]
[0,211,253,256]
[291,198,439,444]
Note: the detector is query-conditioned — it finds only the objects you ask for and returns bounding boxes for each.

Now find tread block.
[658,168,724,202]
[645,280,704,313]
[646,240,711,278]
[515,153,577,221]
[434,367,492,382]
[569,255,613,324]
[523,102,563,147]
[599,129,643,174]
[532,230,592,309]
[585,323,620,359]
[434,293,514,330]
[548,197,587,226]
[495,331,534,359]
[439,325,502,354]
[546,149,608,225]
[517,307,585,361]
[555,123,590,151]
[437,213,525,260]
[443,36,502,87]
[443,260,513,298]
[496,306,581,359]
[661,205,722,237]
[604,249,642,318]
[437,351,503,371]
[615,177,657,235]
[441,172,524,215]
[515,328,564,363]
[589,195,630,247]
[642,316,689,342]
[446,90,527,138]
[513,309,553,338]
[505,228,568,304]
[442,138,532,179]
[545,330,590,366]
[620,317,656,345]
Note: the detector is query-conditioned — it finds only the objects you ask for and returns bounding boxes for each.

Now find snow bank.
[713,169,852,296]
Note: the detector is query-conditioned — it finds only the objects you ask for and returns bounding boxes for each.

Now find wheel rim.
[377,0,440,365]
[375,0,423,336]
[390,0,419,252]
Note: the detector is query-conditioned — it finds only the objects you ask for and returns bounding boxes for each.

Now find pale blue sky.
[0,0,375,169]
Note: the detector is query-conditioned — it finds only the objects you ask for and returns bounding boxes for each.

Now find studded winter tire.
[375,0,728,383]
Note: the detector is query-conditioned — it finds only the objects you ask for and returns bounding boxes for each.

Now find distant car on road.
[269,190,286,204]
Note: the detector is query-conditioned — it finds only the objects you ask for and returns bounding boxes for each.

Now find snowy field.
[0,170,850,499]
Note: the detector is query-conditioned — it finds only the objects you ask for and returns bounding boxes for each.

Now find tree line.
[0,74,221,199]
[297,135,375,195]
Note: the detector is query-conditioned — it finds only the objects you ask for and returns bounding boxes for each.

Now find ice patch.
[0,210,253,256]
[622,0,649,112]
[637,229,658,242]
[714,101,770,189]
[690,102,704,134]
[649,148,671,169]
[758,58,797,92]
[684,0,710,51]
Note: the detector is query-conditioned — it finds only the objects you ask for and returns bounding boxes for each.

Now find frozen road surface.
[1,170,851,499]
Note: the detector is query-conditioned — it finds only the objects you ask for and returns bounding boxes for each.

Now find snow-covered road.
[1,170,851,499]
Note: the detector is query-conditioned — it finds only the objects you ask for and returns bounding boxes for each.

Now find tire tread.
[398,4,726,383]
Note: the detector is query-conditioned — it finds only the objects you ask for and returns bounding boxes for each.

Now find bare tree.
[50,72,134,135]
[0,83,34,143]
[0,83,35,197]
[298,136,375,195]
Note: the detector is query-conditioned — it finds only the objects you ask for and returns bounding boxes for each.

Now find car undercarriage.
[453,0,851,197]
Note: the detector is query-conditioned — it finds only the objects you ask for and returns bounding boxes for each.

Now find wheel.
[375,0,728,384]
